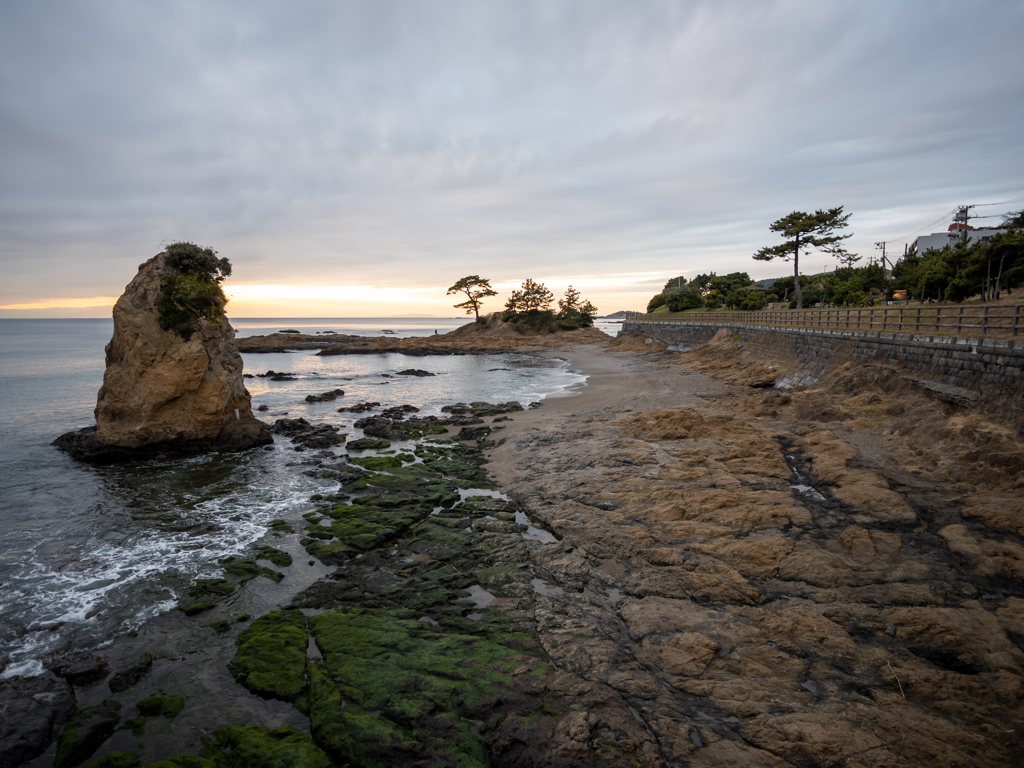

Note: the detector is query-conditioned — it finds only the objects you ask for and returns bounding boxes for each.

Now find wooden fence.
[633,304,1023,338]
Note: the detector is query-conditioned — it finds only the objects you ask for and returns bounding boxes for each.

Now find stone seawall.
[621,319,1024,426]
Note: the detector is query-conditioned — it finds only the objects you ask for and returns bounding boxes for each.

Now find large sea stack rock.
[55,253,271,461]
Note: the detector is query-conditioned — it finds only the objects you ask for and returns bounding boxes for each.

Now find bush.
[156,241,231,339]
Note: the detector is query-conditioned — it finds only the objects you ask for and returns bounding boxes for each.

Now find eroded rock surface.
[56,253,270,460]
[486,342,1024,767]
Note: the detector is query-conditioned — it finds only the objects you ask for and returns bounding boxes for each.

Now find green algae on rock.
[254,545,292,567]
[308,608,542,768]
[219,557,284,583]
[136,694,184,718]
[201,726,332,768]
[55,703,121,768]
[227,609,308,706]
[82,751,141,768]
[179,602,214,616]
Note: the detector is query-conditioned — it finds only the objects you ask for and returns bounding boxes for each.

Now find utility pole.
[954,205,975,242]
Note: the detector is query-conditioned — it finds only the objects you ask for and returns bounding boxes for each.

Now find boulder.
[55,253,271,460]
[0,674,77,768]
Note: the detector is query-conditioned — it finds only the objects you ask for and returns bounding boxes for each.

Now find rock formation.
[55,252,271,460]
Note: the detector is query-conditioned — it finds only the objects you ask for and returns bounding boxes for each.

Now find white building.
[912,224,1002,254]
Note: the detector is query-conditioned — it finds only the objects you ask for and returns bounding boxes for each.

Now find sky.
[1,1,1022,318]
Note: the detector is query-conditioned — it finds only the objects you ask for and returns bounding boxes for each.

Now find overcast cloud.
[1,1,1022,315]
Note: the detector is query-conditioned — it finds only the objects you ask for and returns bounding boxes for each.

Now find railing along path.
[633,304,1023,339]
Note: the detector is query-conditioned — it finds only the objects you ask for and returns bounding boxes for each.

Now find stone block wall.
[621,320,1024,427]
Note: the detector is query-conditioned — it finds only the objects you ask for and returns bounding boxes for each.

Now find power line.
[974,195,1024,207]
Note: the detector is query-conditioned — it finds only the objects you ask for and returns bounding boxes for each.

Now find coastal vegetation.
[446,275,497,320]
[752,207,852,308]
[647,272,765,313]
[500,278,597,330]
[890,223,1024,302]
[155,241,232,340]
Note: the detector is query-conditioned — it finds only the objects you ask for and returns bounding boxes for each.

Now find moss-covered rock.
[219,558,284,583]
[254,545,292,568]
[143,757,208,768]
[308,608,539,768]
[349,455,403,471]
[83,751,141,768]
[201,726,331,768]
[136,694,183,719]
[208,620,231,634]
[55,704,121,768]
[267,519,294,534]
[345,437,390,450]
[179,603,214,616]
[227,610,308,705]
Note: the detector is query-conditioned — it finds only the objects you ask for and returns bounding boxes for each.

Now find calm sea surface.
[0,317,591,677]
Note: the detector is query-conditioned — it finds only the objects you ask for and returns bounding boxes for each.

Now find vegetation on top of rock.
[503,279,598,331]
[156,242,232,340]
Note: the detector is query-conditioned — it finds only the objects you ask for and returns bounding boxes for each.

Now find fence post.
[957,306,964,335]
[935,306,940,333]
[1015,305,1021,337]
[982,306,989,337]
[916,307,922,334]
[898,307,903,332]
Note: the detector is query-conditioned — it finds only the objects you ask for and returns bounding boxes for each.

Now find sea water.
[0,318,587,678]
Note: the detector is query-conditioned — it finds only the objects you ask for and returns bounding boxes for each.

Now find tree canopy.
[504,278,553,315]
[753,208,851,309]
[555,285,598,328]
[447,275,498,321]
[890,228,1024,303]
[156,241,232,340]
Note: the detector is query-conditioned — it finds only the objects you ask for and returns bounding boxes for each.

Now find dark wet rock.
[442,401,524,418]
[304,389,344,403]
[270,375,297,381]
[0,673,77,768]
[381,404,419,419]
[228,610,309,708]
[345,437,390,450]
[49,653,110,688]
[278,329,301,334]
[135,694,183,718]
[256,404,269,411]
[268,519,294,534]
[336,401,379,413]
[219,558,283,584]
[457,426,492,441]
[492,415,513,422]
[271,417,313,436]
[273,418,343,450]
[54,703,120,768]
[179,603,213,616]
[107,656,152,693]
[395,368,435,376]
[211,618,233,632]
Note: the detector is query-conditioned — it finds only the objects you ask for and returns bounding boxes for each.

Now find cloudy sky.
[1,1,1022,318]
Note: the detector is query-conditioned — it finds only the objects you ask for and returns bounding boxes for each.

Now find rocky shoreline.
[6,336,1024,767]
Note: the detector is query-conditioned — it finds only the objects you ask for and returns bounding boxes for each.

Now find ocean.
[0,317,593,678]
